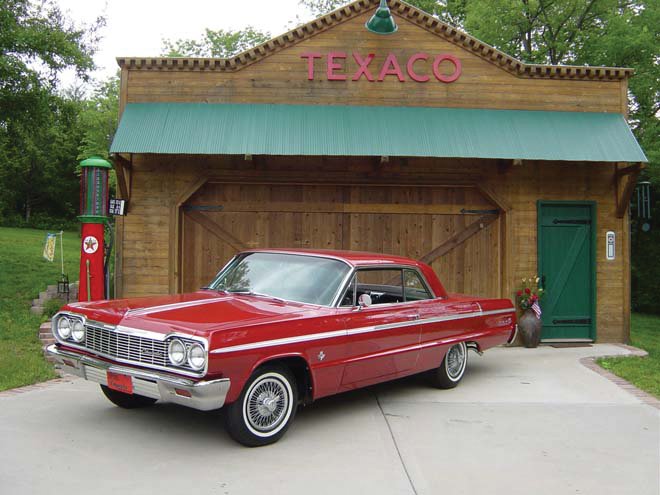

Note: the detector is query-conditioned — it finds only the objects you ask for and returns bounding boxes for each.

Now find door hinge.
[552,318,592,325]
[183,205,224,212]
[552,219,591,225]
[460,208,499,215]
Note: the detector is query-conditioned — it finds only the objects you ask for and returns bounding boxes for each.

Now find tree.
[0,0,103,225]
[0,0,103,125]
[78,75,120,160]
[162,27,270,58]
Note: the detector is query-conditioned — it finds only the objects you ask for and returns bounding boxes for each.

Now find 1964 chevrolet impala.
[47,249,516,446]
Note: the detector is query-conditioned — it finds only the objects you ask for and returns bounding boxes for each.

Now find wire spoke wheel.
[431,341,468,389]
[224,366,298,446]
[446,343,467,380]
[245,377,289,432]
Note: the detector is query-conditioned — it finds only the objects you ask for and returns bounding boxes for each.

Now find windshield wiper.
[229,290,286,303]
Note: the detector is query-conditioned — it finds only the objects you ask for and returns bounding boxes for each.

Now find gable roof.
[116,0,633,80]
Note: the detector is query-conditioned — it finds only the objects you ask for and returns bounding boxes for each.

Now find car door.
[337,268,424,390]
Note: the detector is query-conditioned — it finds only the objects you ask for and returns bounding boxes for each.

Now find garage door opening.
[179,182,502,298]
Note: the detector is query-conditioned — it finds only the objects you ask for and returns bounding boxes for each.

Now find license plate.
[107,371,133,394]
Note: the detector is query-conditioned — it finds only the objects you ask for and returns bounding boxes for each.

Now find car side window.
[404,269,432,301]
[355,269,404,305]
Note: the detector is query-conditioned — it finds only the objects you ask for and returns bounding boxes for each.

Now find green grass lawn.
[597,313,660,399]
[0,227,80,391]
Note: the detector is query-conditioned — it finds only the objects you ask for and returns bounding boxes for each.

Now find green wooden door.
[537,202,596,341]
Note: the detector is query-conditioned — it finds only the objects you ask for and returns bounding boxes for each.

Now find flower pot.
[519,309,542,348]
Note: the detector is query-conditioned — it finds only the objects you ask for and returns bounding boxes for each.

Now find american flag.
[532,301,542,319]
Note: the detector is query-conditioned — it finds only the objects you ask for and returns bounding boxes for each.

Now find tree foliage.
[0,0,103,225]
[0,0,102,124]
[78,75,119,160]
[162,27,270,58]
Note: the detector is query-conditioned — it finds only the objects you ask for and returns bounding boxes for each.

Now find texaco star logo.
[83,236,99,254]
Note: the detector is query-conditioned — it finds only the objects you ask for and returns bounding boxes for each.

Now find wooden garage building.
[109,0,647,343]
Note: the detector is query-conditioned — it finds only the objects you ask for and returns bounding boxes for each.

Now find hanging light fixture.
[365,0,398,34]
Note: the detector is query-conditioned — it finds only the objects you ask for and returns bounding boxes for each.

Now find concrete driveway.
[1,344,658,495]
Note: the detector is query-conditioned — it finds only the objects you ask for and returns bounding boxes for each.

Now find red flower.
[525,288,531,295]
[516,290,523,296]
[532,295,538,301]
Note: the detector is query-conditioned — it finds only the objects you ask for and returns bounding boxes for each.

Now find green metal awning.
[110,103,647,163]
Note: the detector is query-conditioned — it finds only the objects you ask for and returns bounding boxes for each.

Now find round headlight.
[71,320,85,343]
[168,339,186,366]
[187,343,206,371]
[56,317,72,340]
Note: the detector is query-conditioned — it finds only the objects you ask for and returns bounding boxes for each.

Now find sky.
[55,0,317,87]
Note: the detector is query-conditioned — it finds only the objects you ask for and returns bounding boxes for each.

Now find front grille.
[84,325,168,367]
[82,324,198,371]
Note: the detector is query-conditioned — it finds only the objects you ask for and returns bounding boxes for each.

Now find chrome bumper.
[46,344,230,411]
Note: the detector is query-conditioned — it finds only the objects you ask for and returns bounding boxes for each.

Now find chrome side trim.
[211,308,514,354]
[46,345,230,411]
[212,330,348,354]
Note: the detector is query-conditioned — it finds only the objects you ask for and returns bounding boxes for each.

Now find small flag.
[532,300,542,320]
[43,233,56,262]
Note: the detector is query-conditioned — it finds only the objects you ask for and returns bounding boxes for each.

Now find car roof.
[242,248,422,267]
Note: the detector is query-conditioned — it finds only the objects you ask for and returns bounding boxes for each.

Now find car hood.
[62,291,324,337]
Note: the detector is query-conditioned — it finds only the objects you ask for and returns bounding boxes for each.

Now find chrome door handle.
[407,314,420,320]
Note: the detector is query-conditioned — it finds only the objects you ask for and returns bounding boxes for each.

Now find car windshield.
[208,252,351,306]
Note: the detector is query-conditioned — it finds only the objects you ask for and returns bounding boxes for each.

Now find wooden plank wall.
[180,182,500,297]
[117,155,626,342]
[122,11,624,114]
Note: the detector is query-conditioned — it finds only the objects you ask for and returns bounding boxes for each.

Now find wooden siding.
[122,11,624,114]
[117,154,627,343]
[180,183,500,298]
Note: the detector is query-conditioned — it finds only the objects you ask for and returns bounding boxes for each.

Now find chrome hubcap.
[246,378,289,432]
[446,343,466,379]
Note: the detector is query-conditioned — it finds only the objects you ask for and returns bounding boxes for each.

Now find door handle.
[407,313,420,321]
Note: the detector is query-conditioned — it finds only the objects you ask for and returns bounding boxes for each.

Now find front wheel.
[100,385,157,408]
[430,341,468,389]
[224,365,298,447]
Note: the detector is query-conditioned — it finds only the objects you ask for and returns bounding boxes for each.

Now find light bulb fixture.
[365,0,398,35]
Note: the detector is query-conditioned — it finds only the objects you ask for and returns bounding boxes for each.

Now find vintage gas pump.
[78,156,111,301]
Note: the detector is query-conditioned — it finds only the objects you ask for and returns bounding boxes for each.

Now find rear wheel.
[431,341,468,389]
[224,365,298,447]
[100,385,157,409]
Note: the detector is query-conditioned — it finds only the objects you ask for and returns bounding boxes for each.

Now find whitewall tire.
[224,365,298,447]
[431,341,468,389]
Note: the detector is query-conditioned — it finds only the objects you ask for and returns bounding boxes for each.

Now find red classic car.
[47,249,516,446]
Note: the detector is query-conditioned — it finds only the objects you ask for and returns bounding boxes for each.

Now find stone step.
[30,306,44,315]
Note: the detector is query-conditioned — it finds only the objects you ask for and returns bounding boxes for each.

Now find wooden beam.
[616,168,641,218]
[616,163,645,177]
[476,183,512,212]
[183,202,490,215]
[112,154,132,207]
[185,210,248,252]
[419,214,499,265]
[497,159,513,175]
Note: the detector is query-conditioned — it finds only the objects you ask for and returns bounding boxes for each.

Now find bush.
[0,212,79,232]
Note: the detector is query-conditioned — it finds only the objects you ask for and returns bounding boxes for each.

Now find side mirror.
[358,293,372,308]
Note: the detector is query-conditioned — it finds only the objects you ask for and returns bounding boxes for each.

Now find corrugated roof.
[110,103,647,163]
